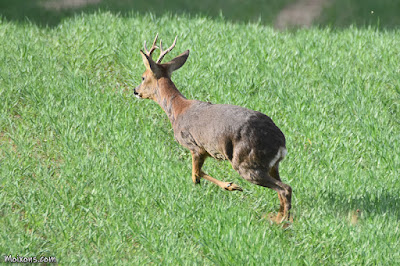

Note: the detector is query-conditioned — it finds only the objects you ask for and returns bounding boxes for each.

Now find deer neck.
[155,77,191,124]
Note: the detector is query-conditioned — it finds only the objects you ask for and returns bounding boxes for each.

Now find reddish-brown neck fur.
[155,77,192,124]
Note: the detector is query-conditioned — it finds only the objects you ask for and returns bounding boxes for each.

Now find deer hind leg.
[239,166,292,222]
[269,163,285,221]
[190,151,243,191]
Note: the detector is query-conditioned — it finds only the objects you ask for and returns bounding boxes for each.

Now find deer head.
[134,34,189,100]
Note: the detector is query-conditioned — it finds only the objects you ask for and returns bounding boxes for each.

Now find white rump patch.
[269,146,287,168]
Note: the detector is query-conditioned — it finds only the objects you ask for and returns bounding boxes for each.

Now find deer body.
[134,35,292,222]
[174,101,285,164]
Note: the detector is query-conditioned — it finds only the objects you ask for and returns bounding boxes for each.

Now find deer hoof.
[224,182,243,191]
[266,212,293,227]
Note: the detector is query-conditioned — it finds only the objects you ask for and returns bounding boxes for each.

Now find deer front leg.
[191,151,204,184]
[200,171,243,191]
[190,151,242,191]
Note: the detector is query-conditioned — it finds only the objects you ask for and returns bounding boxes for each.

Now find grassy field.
[0,0,295,27]
[319,0,400,28]
[1,12,400,264]
[1,0,399,29]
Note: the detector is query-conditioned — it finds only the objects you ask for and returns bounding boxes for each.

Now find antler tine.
[156,36,178,64]
[144,33,159,58]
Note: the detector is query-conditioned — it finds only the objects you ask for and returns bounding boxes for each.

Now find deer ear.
[164,50,189,75]
[140,50,161,76]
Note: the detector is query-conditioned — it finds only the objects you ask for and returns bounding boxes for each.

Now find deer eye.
[141,77,145,81]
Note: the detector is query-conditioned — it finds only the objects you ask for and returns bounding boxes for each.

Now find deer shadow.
[319,189,400,221]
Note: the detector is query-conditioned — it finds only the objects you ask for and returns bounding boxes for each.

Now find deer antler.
[144,33,159,58]
[156,36,177,64]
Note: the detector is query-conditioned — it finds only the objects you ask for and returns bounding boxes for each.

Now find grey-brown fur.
[174,101,285,169]
[134,35,292,223]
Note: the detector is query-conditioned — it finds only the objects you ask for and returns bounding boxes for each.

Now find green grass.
[0,0,295,27]
[1,0,399,29]
[319,0,400,28]
[1,12,400,264]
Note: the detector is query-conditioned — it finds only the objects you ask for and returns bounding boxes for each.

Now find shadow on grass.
[0,0,399,29]
[319,0,400,29]
[0,0,293,27]
[323,190,400,220]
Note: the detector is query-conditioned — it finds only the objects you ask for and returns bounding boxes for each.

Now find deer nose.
[133,86,141,98]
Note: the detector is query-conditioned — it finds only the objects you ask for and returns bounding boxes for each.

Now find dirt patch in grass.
[275,0,332,29]
[41,0,101,10]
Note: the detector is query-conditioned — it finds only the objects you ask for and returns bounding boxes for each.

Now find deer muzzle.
[133,86,142,99]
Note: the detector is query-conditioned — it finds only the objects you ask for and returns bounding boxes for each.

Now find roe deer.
[134,34,292,222]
